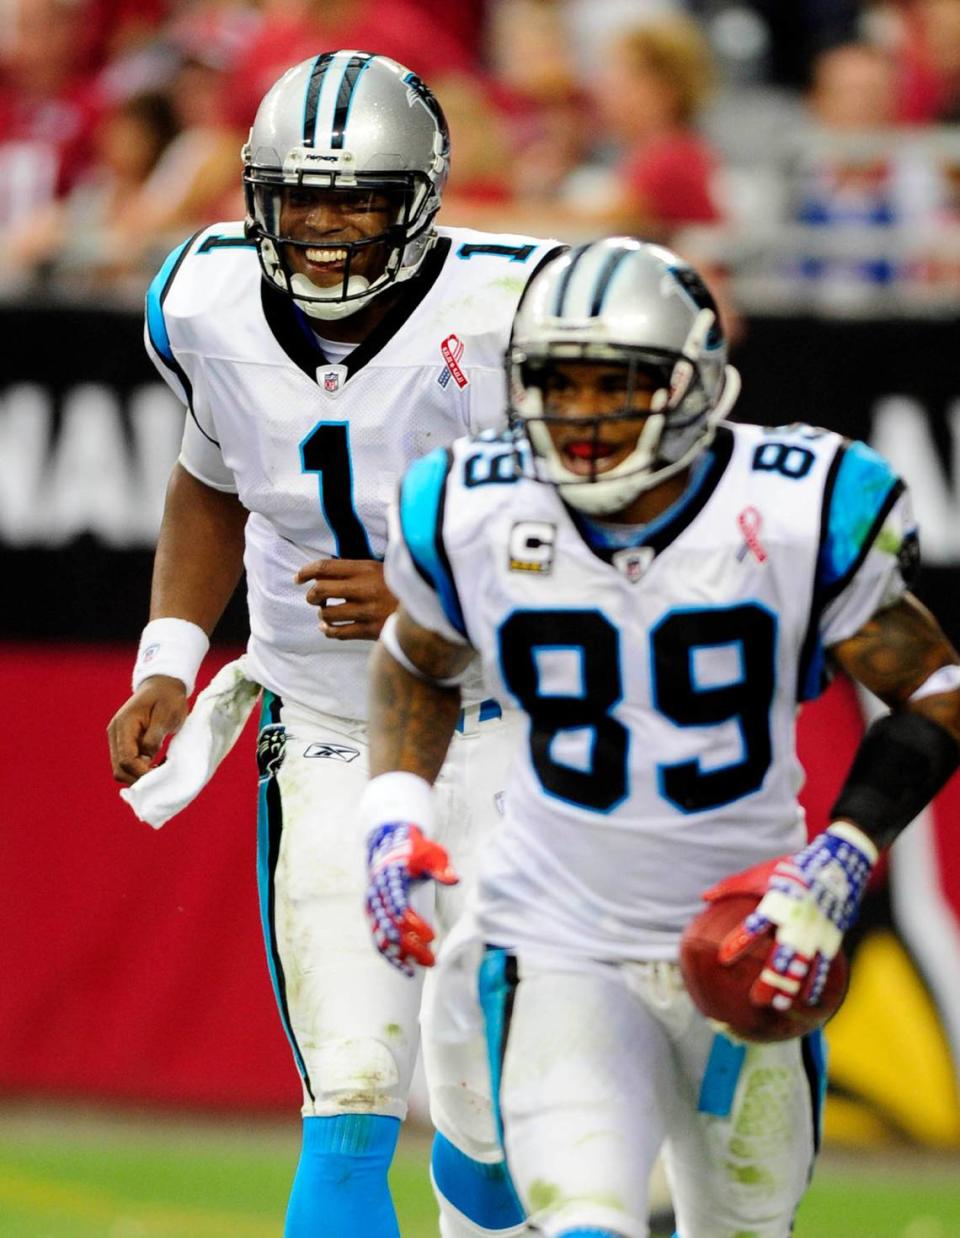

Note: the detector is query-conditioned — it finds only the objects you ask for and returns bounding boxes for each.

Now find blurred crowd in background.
[6,0,960,313]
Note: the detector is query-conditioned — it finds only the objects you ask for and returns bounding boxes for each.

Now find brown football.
[679,892,849,1043]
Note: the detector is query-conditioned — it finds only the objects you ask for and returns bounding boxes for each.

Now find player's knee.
[307,1035,406,1115]
[432,1132,525,1233]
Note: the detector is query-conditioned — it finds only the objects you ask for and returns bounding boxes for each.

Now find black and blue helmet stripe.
[331,53,373,148]
[302,52,335,147]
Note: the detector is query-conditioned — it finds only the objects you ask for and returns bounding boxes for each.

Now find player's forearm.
[830,595,960,850]
[149,462,247,634]
[367,640,461,783]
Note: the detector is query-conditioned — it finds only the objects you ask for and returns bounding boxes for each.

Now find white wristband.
[360,771,436,840]
[380,612,469,688]
[827,820,880,866]
[908,664,960,702]
[132,617,210,696]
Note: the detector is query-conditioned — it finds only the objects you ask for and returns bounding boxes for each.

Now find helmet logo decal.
[439,335,468,389]
[736,506,768,564]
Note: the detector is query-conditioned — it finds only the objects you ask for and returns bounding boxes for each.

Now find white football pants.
[257,692,522,1130]
[427,926,824,1238]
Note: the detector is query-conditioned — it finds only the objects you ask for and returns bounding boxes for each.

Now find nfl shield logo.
[323,370,340,393]
[612,545,654,583]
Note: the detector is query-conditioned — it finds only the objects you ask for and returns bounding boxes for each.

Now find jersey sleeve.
[464,363,510,436]
[817,440,918,649]
[178,414,238,492]
[144,234,238,493]
[384,449,471,646]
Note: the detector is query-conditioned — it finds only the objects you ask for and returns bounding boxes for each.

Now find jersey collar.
[566,425,735,567]
[260,236,452,384]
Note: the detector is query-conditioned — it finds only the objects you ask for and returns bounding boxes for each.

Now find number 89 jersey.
[386,421,917,960]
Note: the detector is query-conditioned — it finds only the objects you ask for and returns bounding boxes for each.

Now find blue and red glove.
[365,822,459,976]
[714,822,878,1011]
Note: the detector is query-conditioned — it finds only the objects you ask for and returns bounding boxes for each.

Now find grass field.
[1,1105,959,1237]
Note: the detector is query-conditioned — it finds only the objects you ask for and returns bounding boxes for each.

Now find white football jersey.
[386,421,916,960]
[144,222,563,718]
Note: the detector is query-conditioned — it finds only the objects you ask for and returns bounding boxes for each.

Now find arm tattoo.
[367,612,472,782]
[832,594,960,742]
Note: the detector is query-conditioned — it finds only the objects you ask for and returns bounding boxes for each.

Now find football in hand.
[679,892,849,1042]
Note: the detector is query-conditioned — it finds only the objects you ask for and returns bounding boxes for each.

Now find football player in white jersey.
[360,238,960,1237]
[106,51,563,1238]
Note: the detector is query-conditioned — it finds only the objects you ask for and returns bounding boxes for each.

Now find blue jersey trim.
[398,449,467,637]
[818,440,900,594]
[798,440,903,702]
[145,235,192,366]
[577,447,713,552]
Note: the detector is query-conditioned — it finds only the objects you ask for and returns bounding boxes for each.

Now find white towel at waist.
[120,655,262,829]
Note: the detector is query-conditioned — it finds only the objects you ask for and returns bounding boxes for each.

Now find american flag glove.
[718,823,877,1011]
[365,822,458,976]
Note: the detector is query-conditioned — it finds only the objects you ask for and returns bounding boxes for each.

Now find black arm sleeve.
[830,711,960,851]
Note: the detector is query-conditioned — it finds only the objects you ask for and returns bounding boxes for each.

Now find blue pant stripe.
[431,1132,524,1230]
[477,947,517,1148]
[697,1031,747,1117]
[256,692,313,1096]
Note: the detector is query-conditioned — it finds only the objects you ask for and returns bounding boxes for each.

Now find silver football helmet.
[507,237,741,516]
[242,51,450,320]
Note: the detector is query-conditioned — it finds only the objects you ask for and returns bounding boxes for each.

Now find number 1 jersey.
[144,222,562,718]
[386,422,917,959]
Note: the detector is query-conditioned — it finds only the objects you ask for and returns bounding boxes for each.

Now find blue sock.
[431,1131,525,1231]
[556,1231,626,1237]
[284,1114,401,1238]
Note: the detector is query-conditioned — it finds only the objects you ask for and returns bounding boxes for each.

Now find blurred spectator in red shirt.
[0,0,105,228]
[593,17,721,239]
[5,91,179,293]
[221,0,474,132]
[76,0,169,77]
[894,0,960,122]
[485,0,591,204]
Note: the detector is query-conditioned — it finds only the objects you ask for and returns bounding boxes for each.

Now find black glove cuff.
[830,711,959,851]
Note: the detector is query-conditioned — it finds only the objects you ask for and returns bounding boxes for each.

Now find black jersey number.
[499,610,628,812]
[498,603,776,815]
[456,242,536,263]
[650,604,776,812]
[299,421,373,559]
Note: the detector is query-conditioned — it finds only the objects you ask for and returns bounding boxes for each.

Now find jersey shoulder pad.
[396,446,468,638]
[146,221,259,358]
[434,226,565,324]
[819,436,905,597]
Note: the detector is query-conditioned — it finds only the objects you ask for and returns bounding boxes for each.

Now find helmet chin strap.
[289,271,375,320]
[547,365,742,517]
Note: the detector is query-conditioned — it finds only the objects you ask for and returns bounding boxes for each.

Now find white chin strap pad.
[290,272,374,320]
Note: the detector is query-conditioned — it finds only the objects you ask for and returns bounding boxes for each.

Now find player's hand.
[365,822,459,976]
[295,559,397,641]
[714,824,877,1012]
[107,676,189,786]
